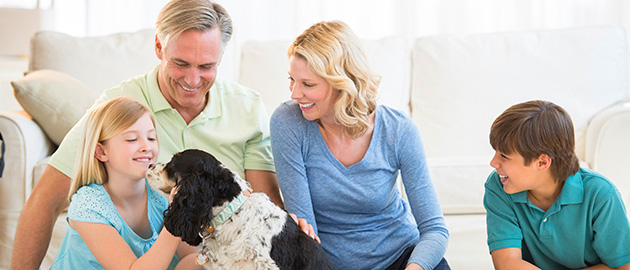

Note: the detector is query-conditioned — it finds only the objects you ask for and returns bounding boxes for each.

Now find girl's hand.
[169,187,178,203]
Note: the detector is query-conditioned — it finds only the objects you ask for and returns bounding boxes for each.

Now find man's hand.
[289,213,321,244]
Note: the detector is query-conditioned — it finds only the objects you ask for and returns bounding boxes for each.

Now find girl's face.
[288,55,339,123]
[96,113,158,182]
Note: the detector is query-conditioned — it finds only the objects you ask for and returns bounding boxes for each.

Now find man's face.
[155,28,222,113]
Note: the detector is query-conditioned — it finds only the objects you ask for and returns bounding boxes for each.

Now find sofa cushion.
[12,69,99,145]
[238,37,410,115]
[29,29,159,92]
[411,26,628,214]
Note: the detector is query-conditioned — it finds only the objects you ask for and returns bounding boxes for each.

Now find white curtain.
[18,0,630,80]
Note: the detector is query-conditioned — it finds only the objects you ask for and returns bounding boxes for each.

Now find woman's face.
[288,55,338,123]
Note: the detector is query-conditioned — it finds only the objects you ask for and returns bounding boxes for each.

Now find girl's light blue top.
[51,180,178,269]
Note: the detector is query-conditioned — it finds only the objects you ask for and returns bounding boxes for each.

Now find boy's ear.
[536,154,552,170]
[95,143,108,162]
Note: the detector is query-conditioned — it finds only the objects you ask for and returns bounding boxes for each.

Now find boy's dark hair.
[490,100,579,182]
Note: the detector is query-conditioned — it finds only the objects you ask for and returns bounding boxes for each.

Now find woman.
[270,21,450,270]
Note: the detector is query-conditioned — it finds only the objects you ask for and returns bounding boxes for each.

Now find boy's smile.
[499,174,508,184]
[490,150,563,211]
[490,150,544,194]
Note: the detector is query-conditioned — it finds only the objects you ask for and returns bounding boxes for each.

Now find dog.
[147,149,335,270]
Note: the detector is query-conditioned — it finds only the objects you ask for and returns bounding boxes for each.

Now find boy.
[484,100,630,269]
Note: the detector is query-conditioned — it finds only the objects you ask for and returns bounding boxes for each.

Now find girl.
[51,97,200,269]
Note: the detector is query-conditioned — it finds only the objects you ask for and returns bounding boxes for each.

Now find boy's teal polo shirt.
[50,65,275,179]
[484,168,630,269]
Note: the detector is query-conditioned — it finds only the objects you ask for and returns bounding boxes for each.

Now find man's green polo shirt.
[484,168,630,269]
[50,65,275,179]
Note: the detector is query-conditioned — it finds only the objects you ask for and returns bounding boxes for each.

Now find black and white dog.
[147,149,334,270]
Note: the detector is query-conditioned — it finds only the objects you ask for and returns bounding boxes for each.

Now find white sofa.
[1,25,629,270]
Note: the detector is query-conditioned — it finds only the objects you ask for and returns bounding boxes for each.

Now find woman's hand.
[289,213,321,244]
[405,262,424,270]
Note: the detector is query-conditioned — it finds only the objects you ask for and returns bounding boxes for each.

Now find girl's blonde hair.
[68,97,155,201]
[288,20,381,139]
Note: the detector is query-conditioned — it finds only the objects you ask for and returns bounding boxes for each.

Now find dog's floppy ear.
[202,161,242,201]
[163,171,214,246]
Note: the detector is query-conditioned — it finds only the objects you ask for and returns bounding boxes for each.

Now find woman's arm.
[397,115,449,269]
[70,220,180,269]
[270,103,318,231]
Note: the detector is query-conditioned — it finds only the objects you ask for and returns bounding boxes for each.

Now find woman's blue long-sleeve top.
[270,102,449,270]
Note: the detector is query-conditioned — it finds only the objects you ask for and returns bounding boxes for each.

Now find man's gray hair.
[156,0,232,52]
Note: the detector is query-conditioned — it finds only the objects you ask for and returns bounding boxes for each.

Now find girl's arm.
[174,241,202,270]
[70,220,180,269]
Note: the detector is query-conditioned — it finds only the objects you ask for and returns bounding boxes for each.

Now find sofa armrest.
[0,111,55,211]
[584,101,630,211]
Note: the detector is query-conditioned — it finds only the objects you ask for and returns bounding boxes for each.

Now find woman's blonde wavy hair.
[288,20,381,139]
[68,97,155,201]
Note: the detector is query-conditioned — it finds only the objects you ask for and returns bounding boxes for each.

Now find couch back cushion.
[412,26,629,214]
[16,30,159,147]
[238,37,411,115]
[29,29,159,92]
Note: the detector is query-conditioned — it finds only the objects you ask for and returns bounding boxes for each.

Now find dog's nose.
[149,163,155,169]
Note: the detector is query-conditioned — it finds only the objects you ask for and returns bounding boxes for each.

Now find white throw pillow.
[29,30,159,93]
[11,69,99,145]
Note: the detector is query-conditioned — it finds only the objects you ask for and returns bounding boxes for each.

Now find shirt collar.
[146,65,171,113]
[556,170,584,205]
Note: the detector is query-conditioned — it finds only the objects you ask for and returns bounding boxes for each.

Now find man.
[12,0,286,268]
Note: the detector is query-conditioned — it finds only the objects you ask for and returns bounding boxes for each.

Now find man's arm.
[244,169,283,209]
[11,165,71,270]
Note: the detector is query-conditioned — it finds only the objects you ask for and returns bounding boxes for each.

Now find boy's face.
[490,150,544,194]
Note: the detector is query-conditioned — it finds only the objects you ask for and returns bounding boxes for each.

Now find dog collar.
[201,189,251,235]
